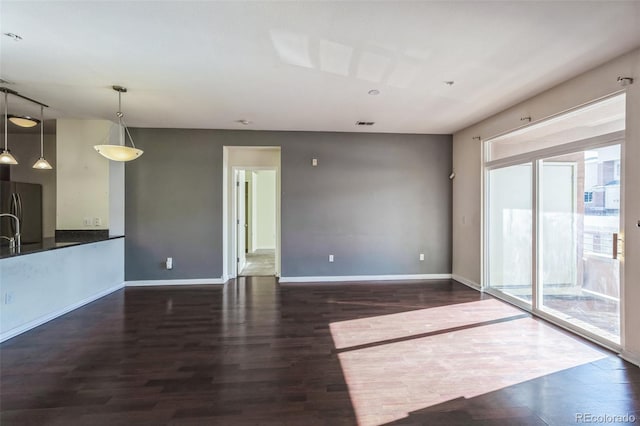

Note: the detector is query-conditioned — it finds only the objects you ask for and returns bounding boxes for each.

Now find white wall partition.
[0,238,125,342]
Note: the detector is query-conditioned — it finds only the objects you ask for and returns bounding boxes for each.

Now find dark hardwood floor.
[1,277,639,425]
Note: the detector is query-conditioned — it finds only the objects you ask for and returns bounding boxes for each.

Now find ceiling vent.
[356,121,375,126]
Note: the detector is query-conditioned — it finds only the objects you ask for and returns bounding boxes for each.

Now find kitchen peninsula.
[0,236,124,342]
[0,117,126,343]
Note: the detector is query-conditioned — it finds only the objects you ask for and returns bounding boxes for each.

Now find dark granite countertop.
[0,235,124,260]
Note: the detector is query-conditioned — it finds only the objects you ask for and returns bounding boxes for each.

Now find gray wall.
[125,129,452,280]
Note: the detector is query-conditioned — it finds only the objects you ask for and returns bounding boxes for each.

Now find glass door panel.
[488,164,532,304]
[539,145,621,343]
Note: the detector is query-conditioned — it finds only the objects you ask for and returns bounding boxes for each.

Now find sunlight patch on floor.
[330,299,607,426]
[331,298,521,350]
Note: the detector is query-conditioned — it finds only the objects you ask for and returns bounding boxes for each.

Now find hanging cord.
[4,91,8,151]
[40,105,44,156]
[116,90,137,149]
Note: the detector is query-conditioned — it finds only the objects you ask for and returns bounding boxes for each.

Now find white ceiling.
[1,1,639,134]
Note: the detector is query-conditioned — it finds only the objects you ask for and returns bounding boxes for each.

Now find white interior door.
[236,170,246,274]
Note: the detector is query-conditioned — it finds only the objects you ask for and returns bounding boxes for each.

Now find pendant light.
[32,105,52,169]
[0,90,18,165]
[9,114,40,128]
[94,86,143,162]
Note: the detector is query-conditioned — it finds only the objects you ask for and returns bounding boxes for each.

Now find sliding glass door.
[539,146,621,343]
[484,93,625,346]
[488,164,532,304]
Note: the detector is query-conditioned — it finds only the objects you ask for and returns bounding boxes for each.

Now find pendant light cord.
[116,89,137,149]
[40,105,44,156]
[4,91,7,151]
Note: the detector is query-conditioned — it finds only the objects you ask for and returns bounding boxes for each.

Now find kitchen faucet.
[0,213,21,249]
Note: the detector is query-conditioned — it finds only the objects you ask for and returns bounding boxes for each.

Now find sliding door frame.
[483,132,625,352]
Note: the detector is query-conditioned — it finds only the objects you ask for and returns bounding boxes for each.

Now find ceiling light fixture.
[237,119,252,125]
[368,89,380,96]
[444,81,455,86]
[94,86,143,162]
[1,90,18,165]
[8,113,40,128]
[3,33,22,41]
[0,87,50,165]
[32,106,52,170]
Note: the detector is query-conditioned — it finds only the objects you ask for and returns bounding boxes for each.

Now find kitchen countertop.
[0,235,124,259]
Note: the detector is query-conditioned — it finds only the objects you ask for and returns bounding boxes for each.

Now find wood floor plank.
[1,277,638,425]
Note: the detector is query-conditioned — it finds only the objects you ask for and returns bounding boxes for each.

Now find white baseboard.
[620,350,640,367]
[278,273,452,283]
[125,278,227,287]
[452,274,482,291]
[0,282,125,343]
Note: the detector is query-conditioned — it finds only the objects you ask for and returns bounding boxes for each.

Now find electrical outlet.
[328,254,334,263]
[166,257,173,270]
[4,292,14,305]
[94,217,102,226]
[419,253,425,261]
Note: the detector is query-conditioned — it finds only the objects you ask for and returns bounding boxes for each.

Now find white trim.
[485,132,624,170]
[620,350,640,367]
[0,282,125,343]
[279,274,451,283]
[452,274,481,291]
[125,278,227,287]
[483,91,626,143]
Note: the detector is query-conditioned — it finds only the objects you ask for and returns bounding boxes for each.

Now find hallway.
[239,249,275,276]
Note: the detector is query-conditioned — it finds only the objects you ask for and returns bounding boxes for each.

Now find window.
[484,93,625,345]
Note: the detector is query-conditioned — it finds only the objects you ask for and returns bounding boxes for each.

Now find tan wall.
[56,119,113,230]
[452,48,640,363]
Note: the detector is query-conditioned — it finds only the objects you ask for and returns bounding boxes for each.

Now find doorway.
[236,169,277,277]
[222,146,281,281]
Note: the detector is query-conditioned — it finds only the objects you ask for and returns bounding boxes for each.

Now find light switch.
[328,254,334,262]
[312,158,318,167]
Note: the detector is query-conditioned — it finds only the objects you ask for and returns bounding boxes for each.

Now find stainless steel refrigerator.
[0,181,43,245]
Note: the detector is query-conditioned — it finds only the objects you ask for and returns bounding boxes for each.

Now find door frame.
[483,134,625,352]
[221,145,282,282]
[229,166,280,278]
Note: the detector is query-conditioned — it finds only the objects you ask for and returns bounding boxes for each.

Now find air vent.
[356,121,375,126]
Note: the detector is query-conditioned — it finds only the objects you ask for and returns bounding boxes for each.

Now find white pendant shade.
[32,157,53,169]
[0,150,18,164]
[94,144,143,162]
[9,115,39,128]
